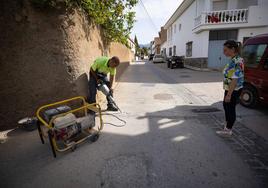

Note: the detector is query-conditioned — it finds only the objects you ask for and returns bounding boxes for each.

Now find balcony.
[194,9,248,32]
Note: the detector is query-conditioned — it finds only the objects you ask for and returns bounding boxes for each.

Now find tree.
[134,35,140,56]
[142,47,149,56]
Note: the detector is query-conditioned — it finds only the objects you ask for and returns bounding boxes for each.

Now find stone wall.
[109,42,133,80]
[0,0,132,130]
[184,58,208,69]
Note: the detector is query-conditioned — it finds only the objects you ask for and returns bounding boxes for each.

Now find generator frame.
[36,96,103,158]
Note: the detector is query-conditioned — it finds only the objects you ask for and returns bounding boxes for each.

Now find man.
[88,56,120,111]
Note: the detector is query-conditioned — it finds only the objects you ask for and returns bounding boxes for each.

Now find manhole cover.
[180,75,190,78]
[192,108,221,113]
[154,93,173,100]
[100,155,149,188]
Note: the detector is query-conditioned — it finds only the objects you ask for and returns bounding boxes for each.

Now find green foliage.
[31,0,138,46]
[134,35,140,56]
[141,47,148,56]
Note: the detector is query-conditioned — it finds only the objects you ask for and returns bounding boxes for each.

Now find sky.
[130,0,183,45]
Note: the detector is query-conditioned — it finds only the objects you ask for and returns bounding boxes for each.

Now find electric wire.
[139,0,159,32]
[97,112,127,127]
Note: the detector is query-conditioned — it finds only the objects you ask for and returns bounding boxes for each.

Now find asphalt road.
[0,61,267,188]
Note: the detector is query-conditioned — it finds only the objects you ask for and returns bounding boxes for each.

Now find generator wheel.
[37,121,44,144]
[90,133,99,142]
[48,130,57,158]
[71,144,77,152]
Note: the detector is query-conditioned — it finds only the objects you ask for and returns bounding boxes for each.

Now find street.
[1,61,268,188]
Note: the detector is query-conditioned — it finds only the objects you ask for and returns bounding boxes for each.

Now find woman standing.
[216,40,244,136]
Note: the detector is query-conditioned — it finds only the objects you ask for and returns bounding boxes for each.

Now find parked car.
[240,34,268,108]
[153,54,165,63]
[167,56,184,69]
[149,54,154,61]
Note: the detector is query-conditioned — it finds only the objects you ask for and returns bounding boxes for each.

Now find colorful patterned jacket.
[223,55,244,91]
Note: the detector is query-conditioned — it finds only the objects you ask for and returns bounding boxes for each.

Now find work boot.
[106,105,118,111]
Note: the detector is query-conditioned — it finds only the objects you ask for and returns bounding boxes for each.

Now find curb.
[184,65,214,72]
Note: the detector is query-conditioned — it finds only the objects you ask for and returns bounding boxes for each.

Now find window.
[242,44,267,68]
[212,0,227,11]
[186,42,193,57]
[209,30,238,41]
[174,24,176,33]
[179,24,181,31]
[173,46,176,56]
[169,47,172,56]
[237,0,257,9]
[163,48,167,56]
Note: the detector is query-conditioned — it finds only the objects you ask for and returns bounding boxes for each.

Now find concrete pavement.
[0,61,267,188]
[153,62,268,141]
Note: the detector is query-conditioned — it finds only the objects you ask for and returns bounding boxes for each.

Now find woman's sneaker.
[216,127,232,136]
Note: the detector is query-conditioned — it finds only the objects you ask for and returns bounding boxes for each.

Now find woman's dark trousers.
[223,89,242,129]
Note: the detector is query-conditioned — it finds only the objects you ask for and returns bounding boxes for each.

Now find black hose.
[97,112,126,127]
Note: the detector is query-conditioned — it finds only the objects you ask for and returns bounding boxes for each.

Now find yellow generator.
[35,96,103,158]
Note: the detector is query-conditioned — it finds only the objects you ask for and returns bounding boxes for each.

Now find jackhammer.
[97,80,121,112]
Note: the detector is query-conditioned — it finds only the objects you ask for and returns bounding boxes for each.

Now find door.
[208,40,229,69]
[212,0,227,11]
[208,30,237,69]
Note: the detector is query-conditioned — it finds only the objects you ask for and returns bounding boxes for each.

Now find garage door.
[208,30,237,69]
[208,40,229,69]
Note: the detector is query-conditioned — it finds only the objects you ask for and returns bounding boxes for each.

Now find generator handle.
[36,96,99,129]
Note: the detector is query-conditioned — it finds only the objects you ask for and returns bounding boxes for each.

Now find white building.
[164,0,268,69]
[150,41,155,54]
[128,38,136,55]
[127,38,136,61]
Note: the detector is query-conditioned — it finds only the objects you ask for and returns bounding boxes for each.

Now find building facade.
[153,37,161,55]
[164,0,268,69]
[159,27,168,57]
[128,38,136,61]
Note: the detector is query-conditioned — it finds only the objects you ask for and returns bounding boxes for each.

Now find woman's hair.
[224,40,241,54]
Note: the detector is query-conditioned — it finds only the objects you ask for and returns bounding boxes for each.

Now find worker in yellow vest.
[88,56,120,111]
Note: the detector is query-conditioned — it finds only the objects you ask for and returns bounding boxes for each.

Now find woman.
[216,40,244,136]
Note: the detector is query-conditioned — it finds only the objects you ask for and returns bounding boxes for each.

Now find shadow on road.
[0,103,267,187]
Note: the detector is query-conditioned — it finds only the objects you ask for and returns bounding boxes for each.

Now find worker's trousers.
[88,72,113,107]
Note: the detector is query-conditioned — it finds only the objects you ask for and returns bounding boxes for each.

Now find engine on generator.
[43,105,95,141]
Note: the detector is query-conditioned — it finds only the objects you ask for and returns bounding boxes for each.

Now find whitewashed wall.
[238,27,268,42]
[167,1,209,58]
[161,41,168,53]
[165,0,268,59]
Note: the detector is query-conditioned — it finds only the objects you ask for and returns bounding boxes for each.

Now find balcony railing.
[194,9,248,27]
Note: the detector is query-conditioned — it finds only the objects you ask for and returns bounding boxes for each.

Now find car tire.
[240,85,258,108]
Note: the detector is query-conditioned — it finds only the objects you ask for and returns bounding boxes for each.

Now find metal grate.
[192,108,221,113]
